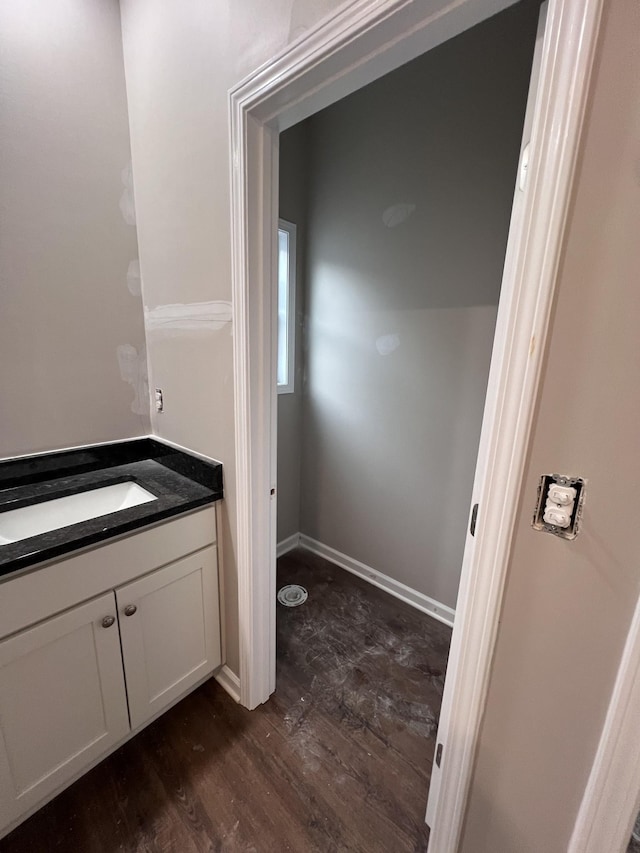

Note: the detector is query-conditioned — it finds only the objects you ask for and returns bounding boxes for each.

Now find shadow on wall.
[301,1,540,314]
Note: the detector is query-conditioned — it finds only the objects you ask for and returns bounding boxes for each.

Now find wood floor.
[1,548,452,852]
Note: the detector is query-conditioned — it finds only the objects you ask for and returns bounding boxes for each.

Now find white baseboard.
[298,534,455,628]
[276,532,301,558]
[214,664,241,703]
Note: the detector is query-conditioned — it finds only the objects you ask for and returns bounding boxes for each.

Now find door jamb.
[229,0,603,848]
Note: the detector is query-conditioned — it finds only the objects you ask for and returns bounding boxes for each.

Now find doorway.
[275,0,540,615]
[274,0,541,841]
[230,0,601,847]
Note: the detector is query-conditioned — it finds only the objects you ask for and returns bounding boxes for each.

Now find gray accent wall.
[0,0,149,459]
[278,3,539,609]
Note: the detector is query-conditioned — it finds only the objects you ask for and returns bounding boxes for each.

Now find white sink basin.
[0,482,157,545]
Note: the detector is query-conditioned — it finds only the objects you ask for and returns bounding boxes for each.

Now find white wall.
[120,0,343,673]
[277,123,309,543]
[296,3,539,608]
[0,0,148,458]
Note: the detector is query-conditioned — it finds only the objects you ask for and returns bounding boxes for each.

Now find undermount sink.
[0,482,157,546]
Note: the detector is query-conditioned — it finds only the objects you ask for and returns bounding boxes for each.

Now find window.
[277,219,296,394]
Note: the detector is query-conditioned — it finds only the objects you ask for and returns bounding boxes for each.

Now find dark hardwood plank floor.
[1,548,451,852]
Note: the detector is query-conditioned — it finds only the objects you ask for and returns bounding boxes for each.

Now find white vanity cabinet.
[0,507,221,839]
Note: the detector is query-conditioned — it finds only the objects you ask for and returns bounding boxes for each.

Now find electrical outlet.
[533,474,585,539]
[547,484,577,507]
[154,388,164,413]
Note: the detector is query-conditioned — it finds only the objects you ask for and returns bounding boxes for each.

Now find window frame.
[276,218,297,395]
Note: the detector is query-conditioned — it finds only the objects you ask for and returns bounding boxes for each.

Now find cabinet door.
[116,546,221,729]
[0,593,129,833]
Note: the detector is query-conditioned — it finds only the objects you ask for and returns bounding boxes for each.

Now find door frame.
[568,589,640,853]
[229,0,602,848]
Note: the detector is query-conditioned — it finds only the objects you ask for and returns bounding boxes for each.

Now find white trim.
[276,533,301,558]
[229,0,603,846]
[299,535,455,629]
[230,99,278,710]
[214,664,242,704]
[568,595,640,853]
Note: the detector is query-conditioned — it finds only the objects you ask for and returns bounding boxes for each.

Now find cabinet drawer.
[116,546,221,729]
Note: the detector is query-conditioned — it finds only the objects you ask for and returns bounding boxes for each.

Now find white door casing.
[231,0,531,713]
[229,0,603,849]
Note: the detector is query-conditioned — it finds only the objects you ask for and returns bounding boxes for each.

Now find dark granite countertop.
[0,438,223,579]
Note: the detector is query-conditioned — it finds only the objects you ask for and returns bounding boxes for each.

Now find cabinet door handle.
[124,604,137,617]
[101,615,116,628]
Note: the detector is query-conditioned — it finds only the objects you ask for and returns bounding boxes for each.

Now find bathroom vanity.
[0,439,223,838]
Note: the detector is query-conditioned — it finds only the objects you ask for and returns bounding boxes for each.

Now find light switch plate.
[532,473,586,540]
